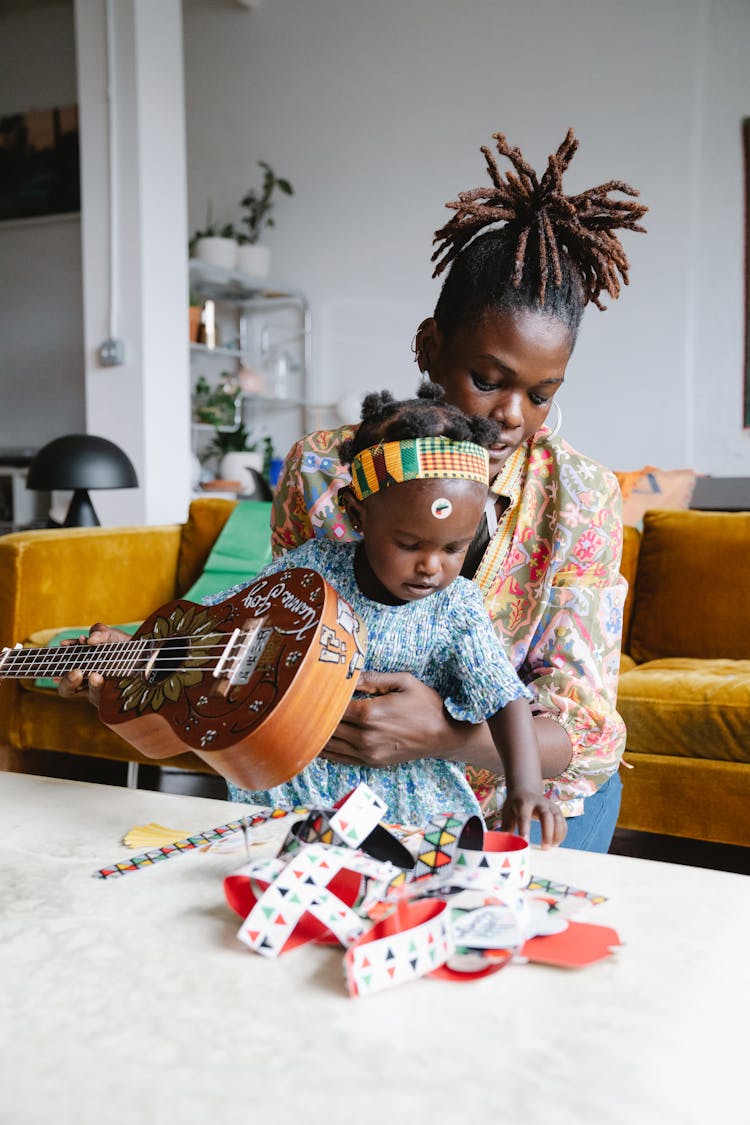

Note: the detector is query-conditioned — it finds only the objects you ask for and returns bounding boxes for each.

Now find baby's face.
[355,478,486,604]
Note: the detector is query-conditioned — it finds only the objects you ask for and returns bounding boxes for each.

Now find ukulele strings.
[2,634,271,678]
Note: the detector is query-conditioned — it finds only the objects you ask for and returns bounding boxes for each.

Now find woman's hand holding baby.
[324,670,504,771]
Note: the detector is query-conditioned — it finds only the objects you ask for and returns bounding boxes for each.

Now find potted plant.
[189,202,238,271]
[206,421,263,495]
[236,161,294,279]
[192,374,241,427]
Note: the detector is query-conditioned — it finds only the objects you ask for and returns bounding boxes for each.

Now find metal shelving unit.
[189,261,311,483]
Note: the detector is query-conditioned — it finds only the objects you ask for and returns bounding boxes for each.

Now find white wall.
[2,0,748,515]
[0,1,85,451]
[690,0,750,472]
[183,0,750,476]
[0,0,192,527]
[76,0,191,526]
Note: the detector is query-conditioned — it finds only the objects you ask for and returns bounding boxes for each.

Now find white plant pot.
[236,243,271,280]
[195,236,238,271]
[220,451,263,495]
[190,452,203,491]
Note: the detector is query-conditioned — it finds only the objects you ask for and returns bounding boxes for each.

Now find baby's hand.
[501,790,567,849]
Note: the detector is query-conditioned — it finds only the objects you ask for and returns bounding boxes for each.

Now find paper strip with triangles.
[227,829,621,987]
[526,876,608,908]
[329,783,388,847]
[238,881,365,956]
[412,812,484,880]
[452,830,530,891]
[95,806,308,879]
[234,842,401,957]
[345,900,453,997]
[287,807,415,871]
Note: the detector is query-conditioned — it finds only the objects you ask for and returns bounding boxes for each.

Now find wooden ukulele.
[0,568,366,790]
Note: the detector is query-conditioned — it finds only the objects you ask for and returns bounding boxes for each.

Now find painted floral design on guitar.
[117,602,222,715]
[93,568,367,792]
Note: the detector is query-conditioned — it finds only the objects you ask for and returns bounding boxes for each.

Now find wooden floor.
[21,751,750,877]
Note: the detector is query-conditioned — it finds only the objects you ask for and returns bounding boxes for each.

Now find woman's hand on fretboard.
[57,624,130,706]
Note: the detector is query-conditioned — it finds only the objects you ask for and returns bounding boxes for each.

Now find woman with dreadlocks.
[270,127,648,852]
[60,129,644,852]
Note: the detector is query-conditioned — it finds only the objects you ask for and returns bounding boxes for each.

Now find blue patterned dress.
[272,426,627,820]
[207,539,531,825]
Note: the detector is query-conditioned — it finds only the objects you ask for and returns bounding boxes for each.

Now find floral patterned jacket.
[271,425,626,819]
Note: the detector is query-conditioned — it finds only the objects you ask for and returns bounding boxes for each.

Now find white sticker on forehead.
[431,497,453,520]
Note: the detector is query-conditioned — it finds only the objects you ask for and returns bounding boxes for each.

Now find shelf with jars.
[189,261,310,495]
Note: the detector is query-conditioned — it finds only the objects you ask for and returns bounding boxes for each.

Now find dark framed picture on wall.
[0,104,80,223]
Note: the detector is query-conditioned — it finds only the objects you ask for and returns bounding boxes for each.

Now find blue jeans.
[529,771,623,854]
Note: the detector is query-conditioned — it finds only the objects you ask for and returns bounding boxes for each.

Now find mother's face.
[418,309,572,478]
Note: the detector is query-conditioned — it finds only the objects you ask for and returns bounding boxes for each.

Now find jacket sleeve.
[270,438,314,557]
[522,467,627,797]
[270,427,357,557]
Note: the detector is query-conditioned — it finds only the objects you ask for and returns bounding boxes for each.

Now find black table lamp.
[26,434,139,527]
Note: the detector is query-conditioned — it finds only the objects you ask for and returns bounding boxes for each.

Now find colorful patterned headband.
[349,436,490,502]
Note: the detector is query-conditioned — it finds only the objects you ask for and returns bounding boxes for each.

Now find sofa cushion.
[629,510,750,662]
[0,523,183,648]
[20,501,274,690]
[614,466,697,528]
[617,657,750,764]
[12,683,216,772]
[617,752,750,846]
[181,499,273,602]
[175,498,239,596]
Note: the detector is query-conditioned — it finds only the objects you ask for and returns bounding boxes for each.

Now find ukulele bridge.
[212,616,270,695]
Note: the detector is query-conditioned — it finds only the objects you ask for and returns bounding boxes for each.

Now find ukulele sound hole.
[144,637,190,685]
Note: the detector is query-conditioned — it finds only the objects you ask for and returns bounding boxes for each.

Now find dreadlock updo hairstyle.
[338,383,500,467]
[431,128,648,342]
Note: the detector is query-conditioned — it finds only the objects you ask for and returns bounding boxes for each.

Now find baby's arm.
[441,581,566,846]
[486,700,567,847]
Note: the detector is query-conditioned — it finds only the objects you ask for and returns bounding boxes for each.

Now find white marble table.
[1,773,748,1125]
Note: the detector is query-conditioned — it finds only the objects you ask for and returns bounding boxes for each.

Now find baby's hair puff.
[338,383,500,467]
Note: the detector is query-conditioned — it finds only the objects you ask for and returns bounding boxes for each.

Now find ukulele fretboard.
[0,640,154,680]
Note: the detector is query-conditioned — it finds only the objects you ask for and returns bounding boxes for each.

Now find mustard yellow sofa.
[0,498,243,777]
[617,510,750,848]
[2,500,748,850]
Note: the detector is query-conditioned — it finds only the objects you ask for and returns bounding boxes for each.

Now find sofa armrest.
[0,523,183,649]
